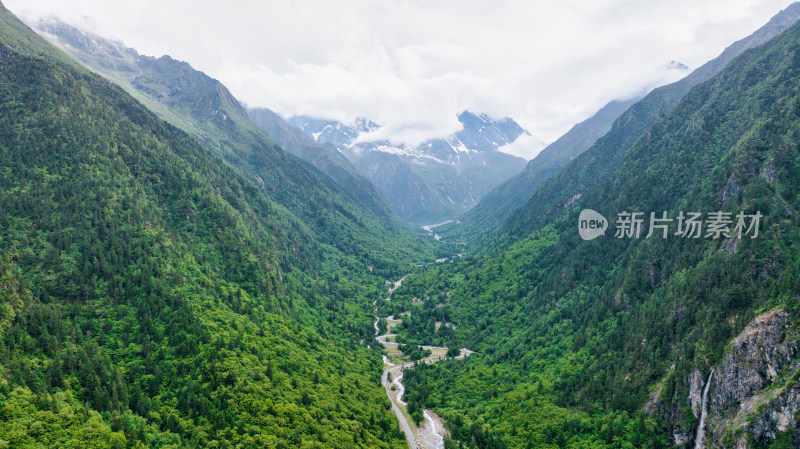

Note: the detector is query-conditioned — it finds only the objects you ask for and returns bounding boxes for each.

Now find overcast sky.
[6,0,797,158]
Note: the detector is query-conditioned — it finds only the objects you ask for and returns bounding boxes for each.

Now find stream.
[421,410,445,449]
[375,275,471,449]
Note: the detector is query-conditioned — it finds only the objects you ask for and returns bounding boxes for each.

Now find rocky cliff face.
[651,309,799,448]
[707,309,799,448]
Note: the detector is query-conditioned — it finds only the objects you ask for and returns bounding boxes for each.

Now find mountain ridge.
[439,1,800,246]
[247,106,397,224]
[442,95,640,243]
[385,11,800,448]
[507,0,800,241]
[0,4,414,447]
[29,18,429,269]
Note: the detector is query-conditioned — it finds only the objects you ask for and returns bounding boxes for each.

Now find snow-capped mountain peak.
[287,111,531,224]
[288,110,532,161]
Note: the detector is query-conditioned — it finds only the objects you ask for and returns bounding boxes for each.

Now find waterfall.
[693,369,714,449]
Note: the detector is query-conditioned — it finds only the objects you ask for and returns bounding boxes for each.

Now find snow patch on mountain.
[290,110,535,164]
[288,111,531,223]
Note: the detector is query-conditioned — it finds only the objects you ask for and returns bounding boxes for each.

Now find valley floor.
[374,277,473,449]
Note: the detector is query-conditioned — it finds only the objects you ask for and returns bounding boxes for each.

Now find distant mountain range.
[288,111,538,225]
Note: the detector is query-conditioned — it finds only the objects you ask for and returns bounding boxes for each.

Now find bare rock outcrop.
[706,309,799,447]
[652,309,799,448]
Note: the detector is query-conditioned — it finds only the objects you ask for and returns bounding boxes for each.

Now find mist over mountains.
[288,111,539,224]
[34,16,544,226]
[3,2,800,449]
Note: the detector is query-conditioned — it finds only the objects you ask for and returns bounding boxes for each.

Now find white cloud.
[6,0,797,159]
[498,134,548,160]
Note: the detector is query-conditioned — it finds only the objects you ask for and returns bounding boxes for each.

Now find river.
[374,276,472,449]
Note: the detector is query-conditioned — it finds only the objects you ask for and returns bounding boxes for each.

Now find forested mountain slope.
[386,13,800,449]
[438,2,800,247]
[506,2,800,243]
[442,97,638,243]
[247,106,396,224]
[30,19,427,272]
[0,4,410,448]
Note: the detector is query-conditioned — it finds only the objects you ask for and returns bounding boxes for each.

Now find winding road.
[382,361,419,448]
[375,276,473,449]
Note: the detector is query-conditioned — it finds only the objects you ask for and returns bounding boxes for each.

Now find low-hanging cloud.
[7,0,796,158]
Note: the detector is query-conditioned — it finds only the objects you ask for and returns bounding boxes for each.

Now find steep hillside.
[383,12,800,449]
[290,112,531,225]
[31,19,429,272]
[506,2,800,242]
[439,2,800,246]
[443,97,638,243]
[0,4,409,448]
[246,106,396,224]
